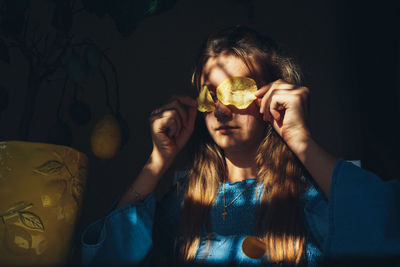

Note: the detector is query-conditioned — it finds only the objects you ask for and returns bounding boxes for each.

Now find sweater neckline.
[223,178,257,186]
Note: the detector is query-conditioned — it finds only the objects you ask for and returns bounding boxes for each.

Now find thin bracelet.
[131,186,143,202]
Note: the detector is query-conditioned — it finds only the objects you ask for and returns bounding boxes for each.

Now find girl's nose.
[214,101,232,121]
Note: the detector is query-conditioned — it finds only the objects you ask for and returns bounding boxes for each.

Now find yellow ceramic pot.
[0,141,88,266]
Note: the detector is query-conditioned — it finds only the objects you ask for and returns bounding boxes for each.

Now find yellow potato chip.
[197,85,215,112]
[241,236,267,259]
[216,77,257,109]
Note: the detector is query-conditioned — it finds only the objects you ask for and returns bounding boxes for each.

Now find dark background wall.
[0,0,399,264]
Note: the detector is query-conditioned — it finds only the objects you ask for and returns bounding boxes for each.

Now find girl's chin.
[215,140,247,152]
[214,137,261,153]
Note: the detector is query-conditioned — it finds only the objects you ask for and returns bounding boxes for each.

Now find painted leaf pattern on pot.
[6,201,32,213]
[34,160,64,175]
[18,211,44,231]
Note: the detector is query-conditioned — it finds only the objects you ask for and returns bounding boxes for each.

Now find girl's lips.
[215,126,240,133]
[215,126,239,130]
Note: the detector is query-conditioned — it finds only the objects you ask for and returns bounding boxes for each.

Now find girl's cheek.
[204,113,214,130]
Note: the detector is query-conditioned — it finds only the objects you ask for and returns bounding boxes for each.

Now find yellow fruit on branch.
[4,224,32,255]
[90,114,122,159]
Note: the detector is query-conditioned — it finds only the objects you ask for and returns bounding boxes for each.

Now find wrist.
[127,152,169,202]
[288,136,338,199]
[147,149,173,177]
[116,150,172,208]
[284,129,312,160]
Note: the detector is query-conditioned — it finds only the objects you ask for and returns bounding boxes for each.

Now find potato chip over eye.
[216,77,257,109]
[197,85,216,112]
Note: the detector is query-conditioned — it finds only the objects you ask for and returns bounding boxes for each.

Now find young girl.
[81,26,400,266]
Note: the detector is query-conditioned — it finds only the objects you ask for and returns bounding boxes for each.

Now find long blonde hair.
[181,25,307,265]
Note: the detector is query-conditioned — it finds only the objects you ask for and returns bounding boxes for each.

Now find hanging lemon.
[90,114,122,159]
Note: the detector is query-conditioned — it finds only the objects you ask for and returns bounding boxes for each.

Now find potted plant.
[0,0,176,264]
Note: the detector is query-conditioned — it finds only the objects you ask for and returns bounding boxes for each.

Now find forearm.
[289,135,338,199]
[116,151,171,209]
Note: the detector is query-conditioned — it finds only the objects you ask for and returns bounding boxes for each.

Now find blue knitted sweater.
[81,159,400,266]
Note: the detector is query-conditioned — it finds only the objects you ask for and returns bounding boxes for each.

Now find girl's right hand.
[149,95,197,167]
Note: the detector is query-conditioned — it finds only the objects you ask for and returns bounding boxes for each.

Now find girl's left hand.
[254,79,311,146]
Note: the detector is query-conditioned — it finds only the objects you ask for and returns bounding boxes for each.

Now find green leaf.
[107,0,177,36]
[150,0,177,15]
[82,0,177,36]
[146,0,159,15]
[34,160,64,176]
[107,0,145,36]
[19,211,45,231]
[0,39,10,64]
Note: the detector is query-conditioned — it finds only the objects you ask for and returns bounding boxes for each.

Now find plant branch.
[99,67,114,114]
[102,53,120,112]
[39,39,71,81]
